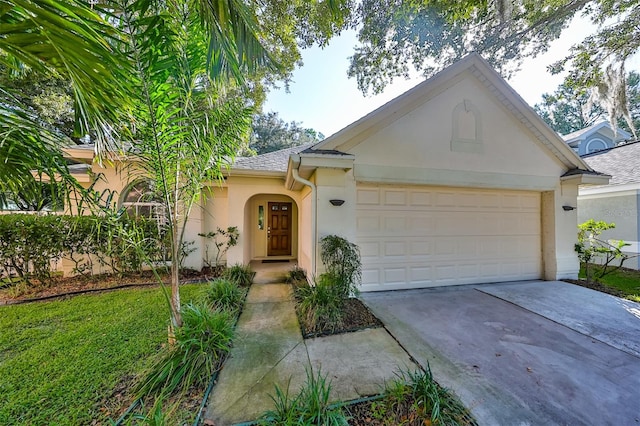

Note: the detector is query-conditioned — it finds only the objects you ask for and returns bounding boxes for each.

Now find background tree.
[346,0,640,134]
[535,71,640,135]
[250,111,324,154]
[0,66,76,140]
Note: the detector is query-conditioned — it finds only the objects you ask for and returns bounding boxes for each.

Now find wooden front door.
[267,202,292,256]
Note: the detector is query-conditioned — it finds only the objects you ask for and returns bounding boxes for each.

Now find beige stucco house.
[66,53,608,291]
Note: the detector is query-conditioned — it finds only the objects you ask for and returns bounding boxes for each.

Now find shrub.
[295,274,344,334]
[319,235,361,299]
[135,302,234,397]
[201,279,246,314]
[0,213,165,286]
[223,263,254,287]
[259,368,348,425]
[575,219,631,282]
[198,226,239,268]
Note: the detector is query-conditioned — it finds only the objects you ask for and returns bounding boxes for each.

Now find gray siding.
[577,192,640,269]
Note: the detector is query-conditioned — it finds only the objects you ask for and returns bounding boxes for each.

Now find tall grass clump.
[371,366,476,426]
[285,265,308,287]
[259,368,348,425]
[135,302,234,398]
[201,279,246,314]
[223,263,254,286]
[295,274,344,334]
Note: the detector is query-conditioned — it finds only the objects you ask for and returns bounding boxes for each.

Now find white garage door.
[356,185,542,292]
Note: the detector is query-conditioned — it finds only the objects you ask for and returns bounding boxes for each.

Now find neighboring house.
[578,141,640,269]
[65,53,607,291]
[562,119,632,155]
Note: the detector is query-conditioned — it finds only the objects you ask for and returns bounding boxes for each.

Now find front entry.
[267,202,292,256]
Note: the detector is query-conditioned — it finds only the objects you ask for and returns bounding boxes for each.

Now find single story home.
[66,53,608,291]
[578,141,640,269]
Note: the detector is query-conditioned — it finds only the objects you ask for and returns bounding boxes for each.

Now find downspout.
[291,154,317,276]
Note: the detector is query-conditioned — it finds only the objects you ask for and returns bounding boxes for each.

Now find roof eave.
[226,168,286,178]
[560,172,611,186]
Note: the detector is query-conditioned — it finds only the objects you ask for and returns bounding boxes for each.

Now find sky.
[264,16,639,138]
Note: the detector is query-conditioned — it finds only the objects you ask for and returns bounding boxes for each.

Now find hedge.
[0,213,165,285]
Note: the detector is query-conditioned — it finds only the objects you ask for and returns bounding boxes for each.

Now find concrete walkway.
[204,282,415,425]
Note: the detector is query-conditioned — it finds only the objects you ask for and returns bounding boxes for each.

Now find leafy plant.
[286,265,308,286]
[259,368,348,425]
[0,213,163,287]
[295,274,345,335]
[199,226,240,269]
[201,279,246,314]
[223,263,254,287]
[135,303,234,398]
[370,366,475,426]
[319,235,361,299]
[575,219,632,283]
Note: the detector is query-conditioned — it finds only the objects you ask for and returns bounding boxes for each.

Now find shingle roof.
[232,143,315,172]
[581,141,640,185]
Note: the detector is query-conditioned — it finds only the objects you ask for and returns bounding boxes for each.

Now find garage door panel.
[357,185,542,291]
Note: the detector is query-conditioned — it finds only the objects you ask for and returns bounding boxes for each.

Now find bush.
[135,302,234,397]
[319,235,361,299]
[259,368,348,425]
[201,279,246,314]
[575,219,631,283]
[223,263,254,287]
[295,274,345,334]
[0,213,165,286]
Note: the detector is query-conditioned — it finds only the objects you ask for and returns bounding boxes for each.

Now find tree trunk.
[170,220,182,330]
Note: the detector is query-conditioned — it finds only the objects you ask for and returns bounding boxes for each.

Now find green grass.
[0,284,202,425]
[579,264,640,302]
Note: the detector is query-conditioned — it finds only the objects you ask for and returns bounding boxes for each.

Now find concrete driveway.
[361,280,640,426]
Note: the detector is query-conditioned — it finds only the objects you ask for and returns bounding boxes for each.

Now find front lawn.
[0,284,202,425]
[578,264,640,302]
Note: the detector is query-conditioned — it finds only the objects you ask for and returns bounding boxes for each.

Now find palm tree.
[0,0,271,204]
[1,0,272,331]
[0,0,130,203]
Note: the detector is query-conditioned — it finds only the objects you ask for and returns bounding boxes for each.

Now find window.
[121,181,166,226]
[584,138,609,154]
[258,205,264,230]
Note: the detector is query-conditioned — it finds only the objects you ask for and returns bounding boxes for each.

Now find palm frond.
[192,0,277,81]
[0,0,132,144]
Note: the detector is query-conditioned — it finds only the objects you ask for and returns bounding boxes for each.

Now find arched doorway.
[244,194,298,261]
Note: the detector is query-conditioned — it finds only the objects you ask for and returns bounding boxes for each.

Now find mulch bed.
[563,278,629,298]
[0,269,216,305]
[298,297,384,339]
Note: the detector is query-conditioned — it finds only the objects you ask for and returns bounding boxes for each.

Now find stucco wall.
[349,73,566,191]
[298,185,312,274]
[222,175,302,265]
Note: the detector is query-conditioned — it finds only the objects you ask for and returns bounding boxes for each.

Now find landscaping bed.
[0,269,216,304]
[564,263,640,303]
[297,297,383,338]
